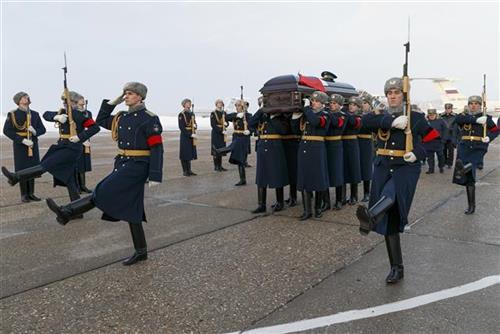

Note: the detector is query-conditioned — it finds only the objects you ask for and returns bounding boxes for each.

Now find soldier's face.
[348,103,359,113]
[362,102,371,112]
[76,99,85,110]
[124,91,143,106]
[216,102,224,110]
[386,89,403,107]
[311,99,323,110]
[428,113,437,120]
[329,102,340,111]
[19,95,30,106]
[235,103,243,112]
[444,106,453,114]
[184,101,192,110]
[468,102,481,113]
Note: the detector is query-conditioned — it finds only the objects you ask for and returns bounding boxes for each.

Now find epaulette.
[144,109,157,117]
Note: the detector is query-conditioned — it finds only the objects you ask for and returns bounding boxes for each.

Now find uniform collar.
[127,103,145,113]
[387,105,403,115]
[17,106,29,112]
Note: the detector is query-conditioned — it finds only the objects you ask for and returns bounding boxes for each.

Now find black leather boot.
[348,183,358,205]
[285,184,297,207]
[235,165,246,186]
[187,161,197,176]
[321,189,331,212]
[251,187,267,213]
[27,179,41,201]
[213,145,232,156]
[213,157,219,171]
[333,186,343,210]
[20,181,30,203]
[385,233,404,284]
[46,195,95,225]
[218,157,227,171]
[181,160,189,176]
[78,172,92,193]
[2,165,45,186]
[361,181,370,202]
[299,191,313,221]
[341,184,347,206]
[123,223,148,266]
[357,195,395,235]
[314,191,323,218]
[464,184,475,215]
[453,159,472,182]
[272,187,284,212]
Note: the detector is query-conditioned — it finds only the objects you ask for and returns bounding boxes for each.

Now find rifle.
[62,52,77,137]
[191,100,197,146]
[26,107,33,157]
[402,19,413,153]
[240,85,248,132]
[482,74,487,138]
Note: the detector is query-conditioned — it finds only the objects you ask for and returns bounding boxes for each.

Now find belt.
[281,135,301,140]
[461,135,482,141]
[59,134,71,139]
[233,130,248,134]
[16,132,28,137]
[376,148,406,157]
[117,149,151,157]
[342,135,358,140]
[301,135,324,141]
[357,134,372,139]
[259,134,282,140]
[324,135,342,141]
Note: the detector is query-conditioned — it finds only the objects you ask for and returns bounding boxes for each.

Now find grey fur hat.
[348,96,363,108]
[427,108,437,114]
[214,99,224,106]
[384,77,404,95]
[181,98,192,107]
[310,91,329,104]
[123,82,147,99]
[13,91,29,105]
[329,94,344,105]
[60,91,84,103]
[468,95,482,104]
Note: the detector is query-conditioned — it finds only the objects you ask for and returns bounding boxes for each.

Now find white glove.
[481,136,490,143]
[54,114,68,124]
[28,125,37,136]
[236,112,244,118]
[292,112,303,120]
[222,130,227,135]
[476,116,487,125]
[270,114,278,119]
[148,181,160,188]
[391,115,408,129]
[108,94,125,106]
[69,135,80,143]
[191,133,198,139]
[302,98,310,107]
[22,139,33,147]
[403,152,417,163]
[243,130,251,135]
[83,140,91,147]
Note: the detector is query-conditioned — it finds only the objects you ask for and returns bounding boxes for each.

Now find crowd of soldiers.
[2,78,499,283]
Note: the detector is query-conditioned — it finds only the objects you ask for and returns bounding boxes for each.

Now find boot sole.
[45,199,69,225]
[356,205,372,235]
[2,167,18,186]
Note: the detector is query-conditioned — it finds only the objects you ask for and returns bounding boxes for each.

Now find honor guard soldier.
[359,95,375,202]
[248,109,289,213]
[3,92,46,202]
[342,96,363,205]
[441,103,458,168]
[357,77,439,283]
[45,82,164,266]
[453,95,498,214]
[423,108,447,174]
[179,98,197,176]
[282,112,301,207]
[323,94,346,210]
[75,96,93,193]
[2,91,100,202]
[214,99,252,186]
[210,99,228,171]
[296,91,330,220]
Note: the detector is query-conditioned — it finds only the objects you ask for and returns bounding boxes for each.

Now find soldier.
[45,82,163,266]
[3,92,47,202]
[210,99,228,172]
[178,98,197,176]
[214,100,252,186]
[296,91,330,220]
[440,103,458,168]
[359,95,374,202]
[323,94,346,210]
[423,108,447,174]
[282,112,301,207]
[453,95,498,214]
[75,97,93,193]
[2,91,100,203]
[342,96,363,205]
[357,77,439,283]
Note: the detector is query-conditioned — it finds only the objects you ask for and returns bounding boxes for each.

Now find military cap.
[321,71,337,82]
[444,103,453,109]
[329,94,344,105]
[181,98,192,107]
[361,94,373,104]
[384,77,404,95]
[467,95,482,104]
[310,91,329,104]
[215,98,224,106]
[60,91,84,103]
[13,91,29,105]
[123,82,147,99]
[348,96,363,108]
[427,108,437,114]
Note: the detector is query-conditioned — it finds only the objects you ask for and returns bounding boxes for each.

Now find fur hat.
[181,98,192,107]
[384,77,404,95]
[348,96,363,108]
[467,95,482,104]
[329,94,344,105]
[123,82,147,99]
[13,91,29,105]
[310,91,329,104]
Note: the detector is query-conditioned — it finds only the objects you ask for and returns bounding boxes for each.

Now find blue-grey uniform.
[342,112,362,184]
[226,112,252,166]
[178,110,197,161]
[324,109,346,187]
[297,106,330,191]
[358,112,374,182]
[440,110,458,167]
[210,109,227,153]
[3,108,46,171]
[423,114,447,173]
[94,100,163,224]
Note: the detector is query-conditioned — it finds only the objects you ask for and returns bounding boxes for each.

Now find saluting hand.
[28,126,37,136]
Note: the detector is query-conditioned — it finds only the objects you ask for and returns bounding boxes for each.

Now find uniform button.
[128,126,131,130]
[390,157,394,160]
[127,157,130,159]
[127,142,130,146]
[304,141,307,143]
[114,168,117,171]
[265,140,268,143]
[303,150,307,153]
[391,142,395,145]
[390,169,394,172]
[119,126,122,129]
[119,141,123,144]
[134,114,137,117]
[122,164,125,167]
[264,149,268,152]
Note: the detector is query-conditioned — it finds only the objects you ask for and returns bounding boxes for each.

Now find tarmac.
[0,130,499,333]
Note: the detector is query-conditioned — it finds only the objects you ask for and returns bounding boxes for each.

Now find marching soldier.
[359,95,374,202]
[210,99,228,171]
[3,92,46,202]
[357,77,439,283]
[2,91,100,202]
[46,82,164,266]
[342,96,363,205]
[453,95,498,214]
[323,94,346,210]
[75,97,93,193]
[440,103,458,168]
[178,98,197,176]
[423,108,447,174]
[296,91,330,220]
[248,109,289,213]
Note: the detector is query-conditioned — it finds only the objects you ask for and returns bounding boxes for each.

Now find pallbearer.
[210,99,228,171]
[342,96,362,205]
[358,95,374,202]
[282,112,301,207]
[178,98,197,176]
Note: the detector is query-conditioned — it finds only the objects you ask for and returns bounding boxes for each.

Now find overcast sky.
[1,1,498,115]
